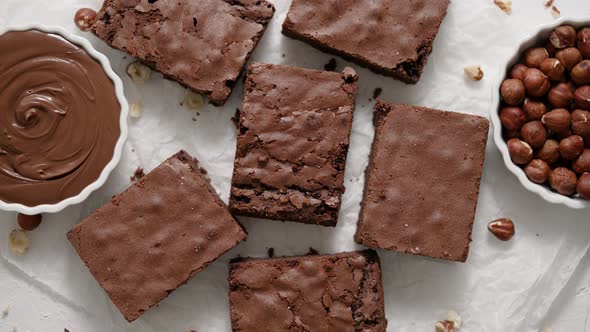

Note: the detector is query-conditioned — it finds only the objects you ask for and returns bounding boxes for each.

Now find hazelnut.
[126,61,151,84]
[523,99,547,120]
[560,135,585,160]
[550,25,577,49]
[571,109,590,144]
[500,107,527,131]
[501,79,526,105]
[8,229,30,256]
[555,47,582,70]
[446,311,462,329]
[487,218,515,241]
[464,65,484,81]
[521,120,547,148]
[547,83,574,108]
[525,159,551,184]
[540,58,565,81]
[523,68,550,97]
[507,138,533,164]
[578,173,590,200]
[74,8,97,31]
[578,28,590,59]
[493,0,512,15]
[545,41,557,57]
[129,101,143,118]
[550,167,578,195]
[573,150,590,174]
[510,64,529,80]
[524,47,549,68]
[574,86,590,110]
[571,60,590,85]
[542,108,571,133]
[17,214,42,231]
[184,90,205,111]
[536,139,561,164]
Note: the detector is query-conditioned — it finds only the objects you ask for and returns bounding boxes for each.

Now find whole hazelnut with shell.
[578,28,590,59]
[578,173,590,200]
[547,83,574,108]
[559,135,585,160]
[500,107,527,131]
[508,138,533,165]
[540,58,565,81]
[550,167,578,195]
[525,159,551,184]
[510,64,529,80]
[573,150,590,174]
[523,68,550,97]
[521,121,547,148]
[524,47,549,68]
[550,25,577,49]
[536,139,561,164]
[523,99,547,120]
[556,47,582,70]
[501,79,526,105]
[571,60,590,85]
[575,86,590,110]
[542,108,571,133]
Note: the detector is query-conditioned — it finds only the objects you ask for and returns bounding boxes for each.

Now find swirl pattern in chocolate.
[0,30,120,206]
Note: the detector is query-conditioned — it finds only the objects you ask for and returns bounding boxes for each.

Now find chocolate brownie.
[67,151,247,322]
[355,102,489,262]
[229,63,359,226]
[228,250,387,331]
[91,0,274,105]
[282,0,450,84]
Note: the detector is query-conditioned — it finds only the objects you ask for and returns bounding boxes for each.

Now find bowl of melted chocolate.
[0,25,128,213]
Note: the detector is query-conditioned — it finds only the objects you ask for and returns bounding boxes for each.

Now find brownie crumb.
[281,53,286,58]
[130,167,145,182]
[323,58,337,71]
[372,87,383,100]
[267,247,275,258]
[199,167,208,175]
[231,108,241,129]
[64,329,70,332]
[308,247,319,255]
[192,117,197,122]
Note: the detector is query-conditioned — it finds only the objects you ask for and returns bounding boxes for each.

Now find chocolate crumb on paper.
[308,247,319,255]
[231,108,241,129]
[130,167,145,182]
[372,87,383,100]
[267,247,275,258]
[323,58,337,71]
[1,304,9,318]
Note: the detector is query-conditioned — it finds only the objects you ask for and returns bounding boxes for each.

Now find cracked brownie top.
[228,250,387,332]
[229,63,359,226]
[91,0,274,105]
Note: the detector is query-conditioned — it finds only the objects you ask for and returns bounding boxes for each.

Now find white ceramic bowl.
[0,24,128,215]
[490,17,590,209]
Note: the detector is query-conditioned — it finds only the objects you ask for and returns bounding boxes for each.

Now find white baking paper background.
[1,0,590,331]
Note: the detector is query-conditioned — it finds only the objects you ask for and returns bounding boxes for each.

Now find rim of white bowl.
[490,17,590,210]
[0,24,128,215]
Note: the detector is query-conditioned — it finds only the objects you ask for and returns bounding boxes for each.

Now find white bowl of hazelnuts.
[491,18,590,209]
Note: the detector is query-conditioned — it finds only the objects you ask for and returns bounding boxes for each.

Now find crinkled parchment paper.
[1,1,590,331]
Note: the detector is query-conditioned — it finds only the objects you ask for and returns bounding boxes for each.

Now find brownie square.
[228,250,387,331]
[67,151,247,322]
[91,0,274,105]
[282,0,450,84]
[354,102,489,262]
[228,63,359,226]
